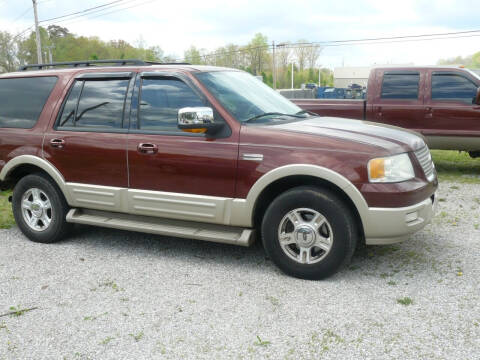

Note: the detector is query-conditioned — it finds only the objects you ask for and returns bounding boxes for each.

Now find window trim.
[130,72,231,138]
[0,75,58,129]
[431,71,478,103]
[137,76,206,134]
[54,77,131,132]
[76,72,133,80]
[380,71,420,100]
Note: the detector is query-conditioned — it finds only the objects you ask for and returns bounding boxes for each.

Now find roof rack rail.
[18,59,191,71]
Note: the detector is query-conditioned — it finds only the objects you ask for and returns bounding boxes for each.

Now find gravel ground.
[0,181,479,360]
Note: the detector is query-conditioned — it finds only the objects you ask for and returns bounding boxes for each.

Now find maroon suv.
[0,60,438,279]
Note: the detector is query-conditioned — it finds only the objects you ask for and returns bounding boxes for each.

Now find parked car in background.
[0,60,437,279]
[294,66,480,157]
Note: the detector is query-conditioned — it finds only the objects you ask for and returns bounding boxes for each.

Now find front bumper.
[363,194,437,245]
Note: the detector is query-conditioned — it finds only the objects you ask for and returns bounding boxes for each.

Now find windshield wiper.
[244,112,304,123]
[296,110,317,116]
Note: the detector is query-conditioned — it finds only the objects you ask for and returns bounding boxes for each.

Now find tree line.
[437,51,480,68]
[0,27,334,88]
[0,25,164,73]
[184,33,334,88]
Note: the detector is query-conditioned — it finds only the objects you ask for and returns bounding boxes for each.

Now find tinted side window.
[57,79,129,129]
[381,72,420,99]
[0,76,57,128]
[432,73,477,102]
[138,78,205,132]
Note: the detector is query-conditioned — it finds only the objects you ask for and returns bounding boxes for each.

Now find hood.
[270,117,426,154]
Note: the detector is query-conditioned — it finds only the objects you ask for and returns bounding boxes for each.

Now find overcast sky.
[1,0,478,68]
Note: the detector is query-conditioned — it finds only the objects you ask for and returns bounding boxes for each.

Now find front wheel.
[468,151,480,159]
[261,186,358,280]
[12,173,72,243]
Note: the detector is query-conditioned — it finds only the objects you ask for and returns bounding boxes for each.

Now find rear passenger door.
[424,71,480,137]
[374,70,425,132]
[43,72,133,210]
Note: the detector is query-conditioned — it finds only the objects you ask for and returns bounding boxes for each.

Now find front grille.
[414,146,435,182]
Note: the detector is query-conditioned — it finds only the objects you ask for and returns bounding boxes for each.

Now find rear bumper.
[363,194,437,245]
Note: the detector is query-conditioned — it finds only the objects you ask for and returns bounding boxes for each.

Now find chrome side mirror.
[177,107,222,134]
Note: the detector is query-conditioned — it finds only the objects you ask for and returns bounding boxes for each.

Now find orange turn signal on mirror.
[182,128,207,133]
[369,158,385,180]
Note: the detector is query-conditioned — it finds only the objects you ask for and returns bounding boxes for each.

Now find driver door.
[126,73,238,222]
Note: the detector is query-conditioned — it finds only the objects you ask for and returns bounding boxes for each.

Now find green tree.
[0,31,19,72]
[246,33,270,75]
[437,51,480,69]
[184,46,204,64]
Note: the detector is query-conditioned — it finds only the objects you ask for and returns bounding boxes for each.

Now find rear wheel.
[12,173,72,243]
[261,186,358,280]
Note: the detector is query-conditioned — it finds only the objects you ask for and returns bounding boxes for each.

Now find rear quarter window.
[0,76,58,128]
[56,78,130,130]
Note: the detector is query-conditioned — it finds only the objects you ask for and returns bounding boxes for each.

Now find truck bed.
[292,99,366,120]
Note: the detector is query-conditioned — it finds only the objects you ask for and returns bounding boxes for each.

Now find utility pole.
[46,45,54,64]
[32,0,42,64]
[291,62,294,89]
[318,66,321,86]
[272,41,276,89]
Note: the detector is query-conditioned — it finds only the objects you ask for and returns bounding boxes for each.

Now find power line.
[12,25,34,40]
[12,0,141,38]
[11,0,157,40]
[49,0,157,26]
[179,29,480,62]
[39,0,127,23]
[11,6,32,24]
[285,33,480,49]
[300,29,480,46]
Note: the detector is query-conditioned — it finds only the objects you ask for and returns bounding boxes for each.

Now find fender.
[0,155,73,203]
[229,164,369,228]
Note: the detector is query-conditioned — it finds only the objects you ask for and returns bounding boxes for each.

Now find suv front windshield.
[195,70,304,123]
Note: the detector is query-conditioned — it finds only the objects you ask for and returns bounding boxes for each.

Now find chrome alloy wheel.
[277,208,333,265]
[21,188,52,232]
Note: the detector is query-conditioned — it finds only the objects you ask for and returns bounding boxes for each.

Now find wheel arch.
[0,155,72,203]
[231,165,369,235]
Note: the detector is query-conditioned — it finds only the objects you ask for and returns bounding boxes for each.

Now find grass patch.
[397,297,413,306]
[0,190,14,229]
[254,335,271,347]
[3,306,38,317]
[129,331,144,342]
[99,336,114,345]
[431,150,480,183]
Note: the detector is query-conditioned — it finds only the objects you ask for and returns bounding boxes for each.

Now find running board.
[66,209,254,247]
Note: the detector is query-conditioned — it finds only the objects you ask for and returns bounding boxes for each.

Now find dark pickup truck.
[293,67,480,157]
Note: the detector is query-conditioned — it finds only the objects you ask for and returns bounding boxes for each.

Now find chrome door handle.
[137,143,158,154]
[425,107,433,118]
[50,138,65,149]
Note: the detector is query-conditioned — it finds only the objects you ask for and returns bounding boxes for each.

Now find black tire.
[261,186,358,280]
[12,173,72,243]
[468,151,480,159]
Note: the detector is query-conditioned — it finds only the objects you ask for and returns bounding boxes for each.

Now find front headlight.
[368,153,414,183]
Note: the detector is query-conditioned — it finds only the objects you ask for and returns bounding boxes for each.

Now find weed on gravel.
[397,297,413,306]
[254,335,271,347]
[129,331,144,342]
